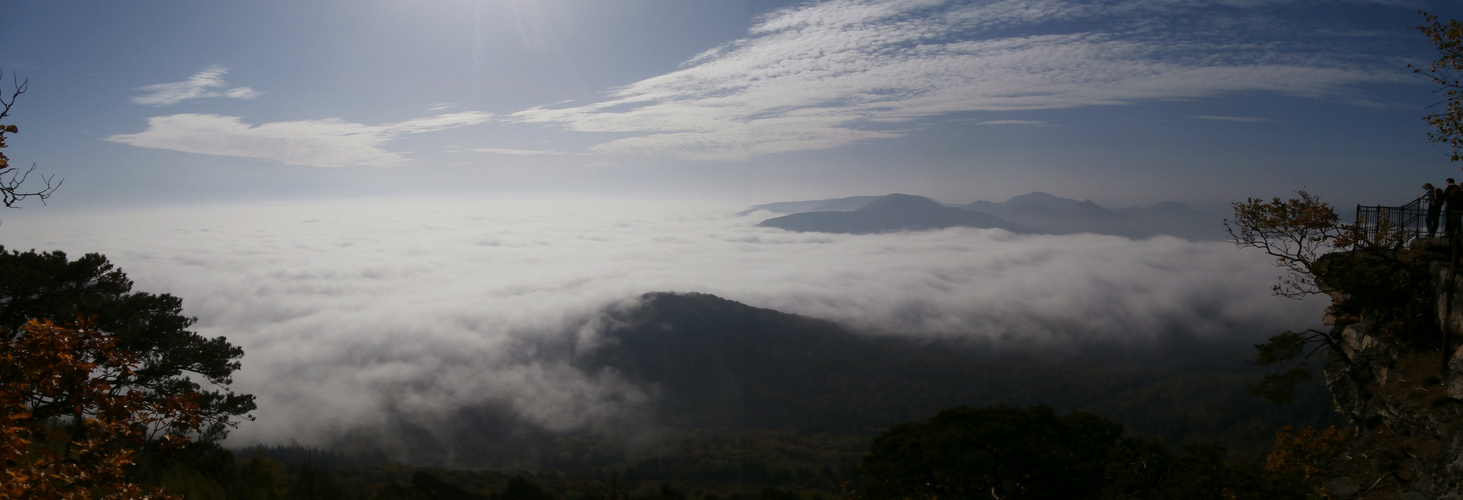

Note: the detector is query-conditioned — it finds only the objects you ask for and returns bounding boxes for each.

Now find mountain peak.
[1003,192,1084,210]
[857,193,947,212]
[758,193,1023,234]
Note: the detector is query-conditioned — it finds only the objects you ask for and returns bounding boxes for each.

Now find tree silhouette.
[859,405,1316,499]
[0,247,255,441]
[0,318,204,499]
[858,405,1121,499]
[0,68,60,209]
[1415,13,1463,162]
[1223,190,1352,299]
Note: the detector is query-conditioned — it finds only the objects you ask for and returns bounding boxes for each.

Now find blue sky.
[1,0,1457,210]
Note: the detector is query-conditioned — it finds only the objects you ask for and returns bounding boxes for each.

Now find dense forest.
[122,405,1335,499]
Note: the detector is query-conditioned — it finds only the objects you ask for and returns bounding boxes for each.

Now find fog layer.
[0,197,1321,446]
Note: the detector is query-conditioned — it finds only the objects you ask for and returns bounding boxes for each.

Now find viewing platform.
[1355,198,1430,244]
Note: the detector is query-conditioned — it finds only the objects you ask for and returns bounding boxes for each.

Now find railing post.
[1448,227,1458,377]
[1353,202,1429,245]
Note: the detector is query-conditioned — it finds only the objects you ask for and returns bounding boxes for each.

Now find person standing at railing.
[1424,182,1443,238]
[1445,178,1462,239]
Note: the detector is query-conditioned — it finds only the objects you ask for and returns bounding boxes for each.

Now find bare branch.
[0,68,26,121]
[0,67,62,211]
[0,163,61,207]
[1223,190,1348,298]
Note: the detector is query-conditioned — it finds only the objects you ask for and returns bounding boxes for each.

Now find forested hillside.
[274,292,1336,476]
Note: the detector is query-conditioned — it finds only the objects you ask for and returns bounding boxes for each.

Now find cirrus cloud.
[1190,115,1276,123]
[511,0,1407,160]
[131,66,263,107]
[463,147,569,156]
[106,112,495,168]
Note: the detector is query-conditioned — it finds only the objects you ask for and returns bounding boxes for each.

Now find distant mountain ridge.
[750,192,1223,240]
[757,193,1027,234]
[737,196,883,216]
[574,292,1329,437]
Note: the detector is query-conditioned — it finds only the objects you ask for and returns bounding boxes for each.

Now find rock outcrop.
[1317,241,1463,498]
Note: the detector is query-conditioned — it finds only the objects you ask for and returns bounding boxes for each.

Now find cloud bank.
[106,112,494,168]
[131,66,262,106]
[0,198,1320,447]
[512,0,1405,160]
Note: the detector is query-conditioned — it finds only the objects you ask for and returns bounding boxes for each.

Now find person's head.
[1449,178,1456,185]
[1427,183,1436,189]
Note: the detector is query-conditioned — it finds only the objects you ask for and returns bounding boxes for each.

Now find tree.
[858,405,1317,500]
[1225,193,1338,405]
[493,476,555,500]
[1264,426,1348,488]
[1222,191,1355,299]
[0,68,61,209]
[1226,191,1433,404]
[858,405,1122,499]
[1,318,203,499]
[406,471,486,500]
[0,247,255,441]
[1414,13,1463,161]
[1224,191,1355,405]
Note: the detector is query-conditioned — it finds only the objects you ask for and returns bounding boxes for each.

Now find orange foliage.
[1415,13,1463,162]
[0,123,13,171]
[1224,191,1350,298]
[0,318,205,499]
[0,69,60,208]
[1264,425,1349,482]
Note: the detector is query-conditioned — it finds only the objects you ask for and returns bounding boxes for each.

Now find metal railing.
[1355,198,1430,243]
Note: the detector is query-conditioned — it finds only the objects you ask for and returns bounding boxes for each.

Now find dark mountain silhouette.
[739,196,883,215]
[962,193,1145,236]
[574,292,1333,440]
[757,194,1027,234]
[1001,191,1088,211]
[749,192,1223,239]
[962,193,1222,240]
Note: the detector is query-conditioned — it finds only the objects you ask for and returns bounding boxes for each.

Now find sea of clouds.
[0,197,1322,446]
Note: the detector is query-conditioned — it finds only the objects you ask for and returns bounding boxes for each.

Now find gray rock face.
[1316,255,1463,497]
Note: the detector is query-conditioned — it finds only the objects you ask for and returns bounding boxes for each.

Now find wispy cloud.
[511,0,1405,160]
[980,120,1049,126]
[107,112,494,168]
[465,147,569,156]
[1189,115,1275,123]
[390,112,497,134]
[131,66,263,106]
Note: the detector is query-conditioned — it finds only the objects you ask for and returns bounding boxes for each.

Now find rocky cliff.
[1317,241,1463,498]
